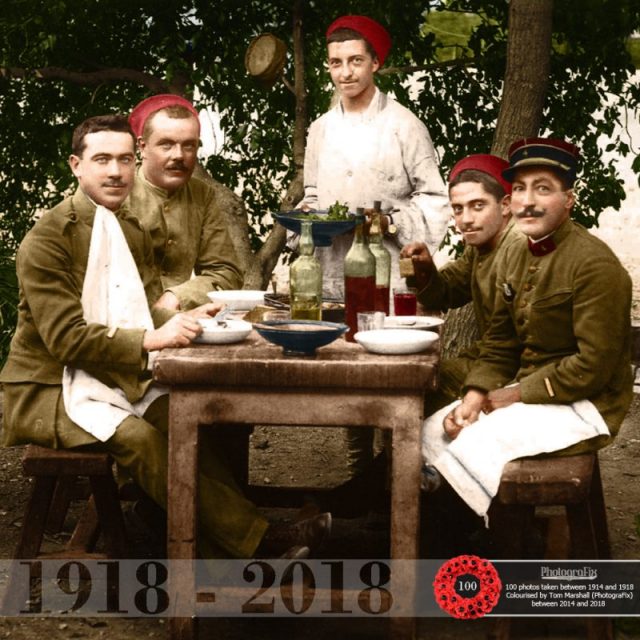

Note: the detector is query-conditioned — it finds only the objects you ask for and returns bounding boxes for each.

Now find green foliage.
[420,1,640,228]
[0,0,639,365]
[0,247,18,363]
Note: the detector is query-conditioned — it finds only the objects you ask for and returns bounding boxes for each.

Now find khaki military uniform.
[127,170,243,309]
[0,190,267,557]
[465,218,633,453]
[414,220,521,411]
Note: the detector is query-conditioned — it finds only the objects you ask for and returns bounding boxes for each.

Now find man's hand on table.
[143,302,223,351]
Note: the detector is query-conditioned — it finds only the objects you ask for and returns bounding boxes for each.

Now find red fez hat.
[129,94,200,138]
[503,137,580,185]
[449,154,512,195]
[326,15,392,65]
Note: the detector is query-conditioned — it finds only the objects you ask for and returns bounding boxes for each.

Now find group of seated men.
[0,17,633,560]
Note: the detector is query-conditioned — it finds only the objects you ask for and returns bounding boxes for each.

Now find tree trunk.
[492,0,553,157]
[192,0,307,290]
[243,0,307,289]
[440,0,553,358]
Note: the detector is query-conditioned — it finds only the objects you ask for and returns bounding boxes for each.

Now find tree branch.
[244,0,307,288]
[379,57,476,76]
[0,65,172,93]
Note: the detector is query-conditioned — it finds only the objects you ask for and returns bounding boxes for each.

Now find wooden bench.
[2,445,131,614]
[13,444,127,559]
[488,453,612,640]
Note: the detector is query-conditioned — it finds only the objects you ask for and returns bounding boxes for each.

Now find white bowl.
[383,315,444,331]
[206,289,265,311]
[354,329,439,355]
[194,319,252,344]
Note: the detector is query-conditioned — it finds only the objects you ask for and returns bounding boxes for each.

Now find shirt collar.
[137,165,174,199]
[70,188,132,223]
[526,218,573,257]
[338,87,382,122]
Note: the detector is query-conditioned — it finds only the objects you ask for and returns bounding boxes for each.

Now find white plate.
[206,290,265,311]
[383,315,444,331]
[354,329,439,355]
[194,319,252,344]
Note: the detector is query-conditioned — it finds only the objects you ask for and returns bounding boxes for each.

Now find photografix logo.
[540,566,598,581]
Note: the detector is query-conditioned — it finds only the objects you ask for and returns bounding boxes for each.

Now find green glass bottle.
[290,220,322,320]
[344,210,376,341]
[368,200,391,314]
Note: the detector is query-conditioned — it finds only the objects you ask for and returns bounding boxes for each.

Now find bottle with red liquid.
[368,200,391,314]
[343,210,375,341]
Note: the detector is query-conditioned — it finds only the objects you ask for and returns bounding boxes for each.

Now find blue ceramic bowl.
[273,210,363,247]
[253,320,348,355]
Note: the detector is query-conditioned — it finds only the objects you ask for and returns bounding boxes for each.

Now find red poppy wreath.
[433,555,502,619]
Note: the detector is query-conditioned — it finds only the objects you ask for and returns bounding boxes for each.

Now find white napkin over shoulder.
[62,205,167,441]
[422,398,610,519]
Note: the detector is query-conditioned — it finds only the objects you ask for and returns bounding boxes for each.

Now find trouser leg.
[99,397,268,558]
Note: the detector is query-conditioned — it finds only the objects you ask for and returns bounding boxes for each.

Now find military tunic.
[417,219,520,358]
[0,190,268,557]
[413,220,520,410]
[465,218,633,447]
[127,169,243,309]
[0,189,172,447]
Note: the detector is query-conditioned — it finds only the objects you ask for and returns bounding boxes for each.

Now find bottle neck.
[369,212,383,244]
[299,220,315,256]
[353,221,366,245]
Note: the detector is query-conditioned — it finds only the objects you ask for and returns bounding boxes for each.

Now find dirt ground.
[0,392,639,639]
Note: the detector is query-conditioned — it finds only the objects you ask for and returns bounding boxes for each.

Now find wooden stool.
[488,453,612,640]
[14,444,127,559]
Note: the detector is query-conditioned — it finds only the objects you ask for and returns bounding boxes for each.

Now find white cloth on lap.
[422,399,610,519]
[62,205,167,442]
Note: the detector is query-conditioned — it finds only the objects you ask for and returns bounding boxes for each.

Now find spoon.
[212,306,234,328]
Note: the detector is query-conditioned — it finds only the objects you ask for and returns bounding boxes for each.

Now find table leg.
[389,406,423,640]
[168,392,200,640]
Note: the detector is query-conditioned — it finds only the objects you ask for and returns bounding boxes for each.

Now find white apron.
[62,205,167,442]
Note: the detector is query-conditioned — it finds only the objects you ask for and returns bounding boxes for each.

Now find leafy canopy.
[0,0,639,361]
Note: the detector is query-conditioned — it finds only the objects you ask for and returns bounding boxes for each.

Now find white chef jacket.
[301,88,449,299]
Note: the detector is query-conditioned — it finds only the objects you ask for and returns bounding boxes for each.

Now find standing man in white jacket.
[300,14,449,302]
[300,15,449,480]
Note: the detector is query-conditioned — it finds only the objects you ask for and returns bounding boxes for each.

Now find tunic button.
[520,300,528,308]
[523,283,533,291]
[528,266,538,273]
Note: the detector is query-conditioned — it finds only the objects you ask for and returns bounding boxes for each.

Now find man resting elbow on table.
[0,115,330,560]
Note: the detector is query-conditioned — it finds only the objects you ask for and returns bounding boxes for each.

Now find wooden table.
[153,333,439,640]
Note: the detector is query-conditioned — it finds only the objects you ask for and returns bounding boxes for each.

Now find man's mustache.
[166,161,188,171]
[514,206,545,219]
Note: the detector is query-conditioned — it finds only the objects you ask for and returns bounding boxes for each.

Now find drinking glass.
[357,311,385,332]
[393,287,417,315]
